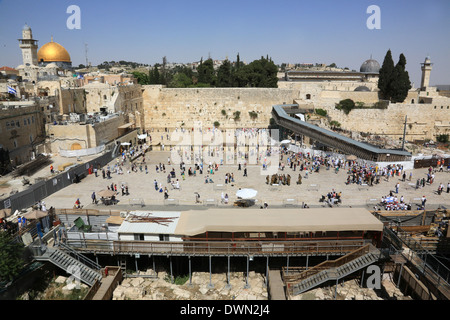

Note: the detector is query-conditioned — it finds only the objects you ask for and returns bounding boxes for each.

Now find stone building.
[45,113,133,152]
[0,101,45,165]
[285,58,380,84]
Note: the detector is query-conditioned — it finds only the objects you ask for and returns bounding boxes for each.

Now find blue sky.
[0,0,449,85]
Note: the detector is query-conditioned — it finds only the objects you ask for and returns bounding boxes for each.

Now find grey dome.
[360,59,380,74]
[354,86,370,92]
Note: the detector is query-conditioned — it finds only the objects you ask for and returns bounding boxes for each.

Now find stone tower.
[18,24,38,66]
[420,56,433,91]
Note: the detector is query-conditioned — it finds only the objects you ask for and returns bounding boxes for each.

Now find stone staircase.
[287,244,380,296]
[33,244,102,286]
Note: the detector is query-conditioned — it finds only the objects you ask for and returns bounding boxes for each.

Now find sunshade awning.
[174,208,384,236]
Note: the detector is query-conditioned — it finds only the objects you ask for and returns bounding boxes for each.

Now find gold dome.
[37,37,71,63]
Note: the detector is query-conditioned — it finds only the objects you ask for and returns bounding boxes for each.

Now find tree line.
[131,54,279,88]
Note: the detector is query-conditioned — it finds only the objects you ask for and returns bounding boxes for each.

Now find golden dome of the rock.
[37,38,71,63]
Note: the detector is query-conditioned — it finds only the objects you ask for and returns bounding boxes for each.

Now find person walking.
[91,192,96,204]
[421,196,427,209]
[438,183,444,195]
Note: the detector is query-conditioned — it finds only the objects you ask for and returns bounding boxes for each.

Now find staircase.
[33,243,102,286]
[286,244,380,296]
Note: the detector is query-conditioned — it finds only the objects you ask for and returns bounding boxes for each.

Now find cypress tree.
[378,49,395,100]
[389,54,412,103]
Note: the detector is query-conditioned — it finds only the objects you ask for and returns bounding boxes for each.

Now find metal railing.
[57,242,102,271]
[384,226,450,290]
[284,244,376,284]
[65,239,372,257]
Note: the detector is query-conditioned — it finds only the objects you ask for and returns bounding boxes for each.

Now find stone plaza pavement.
[41,151,450,212]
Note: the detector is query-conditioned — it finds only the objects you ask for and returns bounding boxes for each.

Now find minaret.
[18,24,38,66]
[420,56,433,91]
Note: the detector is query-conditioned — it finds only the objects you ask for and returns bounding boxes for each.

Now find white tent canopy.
[174,208,384,236]
[236,188,258,199]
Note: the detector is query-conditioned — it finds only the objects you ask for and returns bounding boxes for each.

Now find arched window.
[306,94,311,100]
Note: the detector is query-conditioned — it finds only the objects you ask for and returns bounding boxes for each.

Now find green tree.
[197,58,215,85]
[378,49,395,100]
[216,60,233,87]
[231,53,249,87]
[170,72,193,88]
[245,57,278,88]
[0,232,24,282]
[389,53,412,103]
[149,66,161,84]
[233,68,248,87]
[131,71,149,85]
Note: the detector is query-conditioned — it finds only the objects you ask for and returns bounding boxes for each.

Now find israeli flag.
[7,86,17,95]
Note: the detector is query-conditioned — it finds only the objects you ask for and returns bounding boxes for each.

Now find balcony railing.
[65,238,372,256]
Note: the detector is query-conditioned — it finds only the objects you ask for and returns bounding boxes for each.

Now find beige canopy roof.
[174,208,383,236]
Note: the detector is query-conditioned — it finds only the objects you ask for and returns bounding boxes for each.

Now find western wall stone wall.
[141,84,449,143]
[319,90,380,104]
[142,86,301,131]
[324,103,450,140]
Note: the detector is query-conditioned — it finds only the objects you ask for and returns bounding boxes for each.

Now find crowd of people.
[376,193,413,211]
[319,189,342,207]
[79,135,450,212]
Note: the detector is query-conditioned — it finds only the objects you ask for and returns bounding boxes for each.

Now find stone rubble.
[291,277,411,300]
[112,269,411,300]
[112,269,268,300]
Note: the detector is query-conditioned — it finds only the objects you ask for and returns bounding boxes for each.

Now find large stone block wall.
[325,103,450,140]
[142,86,301,130]
[319,91,380,104]
[140,84,449,143]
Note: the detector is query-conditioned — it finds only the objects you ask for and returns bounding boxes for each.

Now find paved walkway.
[268,270,286,300]
[91,274,115,300]
[37,151,449,211]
